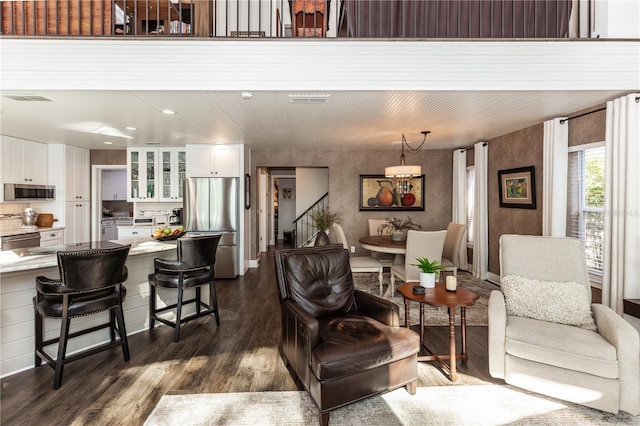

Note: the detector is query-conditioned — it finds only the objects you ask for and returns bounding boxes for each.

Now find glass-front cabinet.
[159,148,186,202]
[127,148,158,201]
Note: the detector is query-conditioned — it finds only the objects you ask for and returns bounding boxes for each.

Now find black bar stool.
[34,244,131,389]
[148,234,221,342]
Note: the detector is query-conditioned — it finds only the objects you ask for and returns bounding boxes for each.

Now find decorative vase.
[314,231,330,246]
[391,230,405,242]
[419,272,436,288]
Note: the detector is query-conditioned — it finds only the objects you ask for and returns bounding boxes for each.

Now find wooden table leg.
[461,307,468,362]
[404,299,410,329]
[448,306,458,381]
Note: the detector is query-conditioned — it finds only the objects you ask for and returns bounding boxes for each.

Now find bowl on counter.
[151,226,186,241]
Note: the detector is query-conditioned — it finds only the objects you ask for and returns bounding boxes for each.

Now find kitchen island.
[0,238,182,378]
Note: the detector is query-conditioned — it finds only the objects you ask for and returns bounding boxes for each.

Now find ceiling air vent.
[4,94,53,102]
[288,94,330,104]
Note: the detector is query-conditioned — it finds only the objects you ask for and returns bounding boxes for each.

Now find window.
[466,166,475,248]
[567,143,605,276]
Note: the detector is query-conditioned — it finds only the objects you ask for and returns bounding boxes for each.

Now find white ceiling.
[0,88,626,152]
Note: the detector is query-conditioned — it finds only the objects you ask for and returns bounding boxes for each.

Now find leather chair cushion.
[285,249,355,318]
[312,313,420,380]
[34,286,127,318]
[150,269,212,289]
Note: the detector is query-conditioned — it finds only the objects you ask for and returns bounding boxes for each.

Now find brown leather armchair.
[275,245,420,425]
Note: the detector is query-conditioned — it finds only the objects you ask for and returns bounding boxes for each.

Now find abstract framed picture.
[498,166,536,209]
[359,175,425,211]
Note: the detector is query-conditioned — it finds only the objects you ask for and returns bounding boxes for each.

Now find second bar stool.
[148,234,222,342]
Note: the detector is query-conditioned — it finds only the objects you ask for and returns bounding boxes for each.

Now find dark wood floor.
[0,244,502,425]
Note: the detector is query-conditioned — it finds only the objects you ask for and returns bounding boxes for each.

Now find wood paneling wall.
[1,0,113,36]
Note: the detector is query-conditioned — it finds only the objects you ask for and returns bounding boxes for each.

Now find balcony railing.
[0,0,590,39]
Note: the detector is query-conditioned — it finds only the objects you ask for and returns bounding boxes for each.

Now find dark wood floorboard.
[0,243,503,425]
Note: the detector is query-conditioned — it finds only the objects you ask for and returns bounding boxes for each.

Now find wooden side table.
[397,282,479,382]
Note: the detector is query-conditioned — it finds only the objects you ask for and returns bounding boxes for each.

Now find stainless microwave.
[4,183,55,201]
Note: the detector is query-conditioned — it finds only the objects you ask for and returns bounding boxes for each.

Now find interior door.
[259,169,268,253]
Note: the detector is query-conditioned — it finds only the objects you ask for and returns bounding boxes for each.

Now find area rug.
[354,271,495,326]
[144,386,638,425]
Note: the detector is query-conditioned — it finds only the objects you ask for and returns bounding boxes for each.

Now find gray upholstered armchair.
[489,234,639,415]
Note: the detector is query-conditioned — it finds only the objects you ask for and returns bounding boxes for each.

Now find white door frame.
[90,164,127,242]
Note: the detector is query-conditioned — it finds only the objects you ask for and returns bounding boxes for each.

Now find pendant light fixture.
[385,131,430,195]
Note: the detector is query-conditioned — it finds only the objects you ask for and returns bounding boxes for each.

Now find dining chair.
[367,219,395,267]
[390,230,447,295]
[441,222,467,278]
[330,223,384,295]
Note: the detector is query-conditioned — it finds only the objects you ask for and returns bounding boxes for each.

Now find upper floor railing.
[0,0,591,39]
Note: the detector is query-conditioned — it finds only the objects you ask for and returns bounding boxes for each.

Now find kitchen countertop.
[0,238,176,274]
[0,226,65,238]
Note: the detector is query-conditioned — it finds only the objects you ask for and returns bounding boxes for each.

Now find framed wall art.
[498,166,536,209]
[359,175,425,211]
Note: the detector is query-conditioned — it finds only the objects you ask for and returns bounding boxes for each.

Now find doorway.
[90,165,130,241]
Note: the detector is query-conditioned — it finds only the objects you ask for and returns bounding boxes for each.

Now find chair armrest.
[281,299,321,354]
[592,303,640,415]
[35,276,65,295]
[488,289,507,379]
[354,290,400,327]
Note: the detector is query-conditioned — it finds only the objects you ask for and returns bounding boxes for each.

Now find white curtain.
[473,142,489,280]
[452,149,469,271]
[542,117,569,236]
[603,93,640,314]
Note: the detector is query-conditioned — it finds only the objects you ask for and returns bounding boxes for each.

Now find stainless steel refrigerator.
[184,177,238,278]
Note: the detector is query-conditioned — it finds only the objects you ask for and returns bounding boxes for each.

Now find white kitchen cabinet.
[186,144,240,177]
[64,202,90,244]
[159,148,186,202]
[64,145,90,201]
[127,148,158,202]
[102,169,127,200]
[118,227,153,239]
[1,136,48,185]
[40,229,64,247]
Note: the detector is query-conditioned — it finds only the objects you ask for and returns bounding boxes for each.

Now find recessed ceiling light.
[103,141,114,145]
[162,109,176,115]
[145,141,161,145]
[125,126,137,131]
[241,91,254,100]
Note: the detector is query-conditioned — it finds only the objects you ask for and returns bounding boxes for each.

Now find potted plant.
[377,217,423,241]
[412,257,443,288]
[309,207,341,246]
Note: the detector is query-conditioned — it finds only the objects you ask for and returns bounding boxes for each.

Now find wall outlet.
[350,246,356,253]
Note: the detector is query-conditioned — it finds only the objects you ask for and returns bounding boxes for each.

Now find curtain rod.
[458,141,487,152]
[559,107,606,124]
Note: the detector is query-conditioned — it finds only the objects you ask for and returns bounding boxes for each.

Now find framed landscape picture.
[359,175,425,211]
[498,166,536,209]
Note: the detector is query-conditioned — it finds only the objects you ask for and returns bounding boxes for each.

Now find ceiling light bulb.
[125,126,137,130]
[162,109,176,115]
[103,141,114,145]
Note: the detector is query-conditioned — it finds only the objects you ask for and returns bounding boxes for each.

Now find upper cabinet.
[159,148,186,202]
[102,169,127,201]
[186,145,241,177]
[64,145,90,201]
[127,148,158,202]
[1,136,48,185]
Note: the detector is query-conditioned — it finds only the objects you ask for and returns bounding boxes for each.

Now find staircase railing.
[292,192,328,248]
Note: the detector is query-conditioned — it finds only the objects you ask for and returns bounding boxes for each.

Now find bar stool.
[148,234,221,342]
[34,244,131,389]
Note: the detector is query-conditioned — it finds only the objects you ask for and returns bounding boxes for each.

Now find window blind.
[567,144,605,275]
